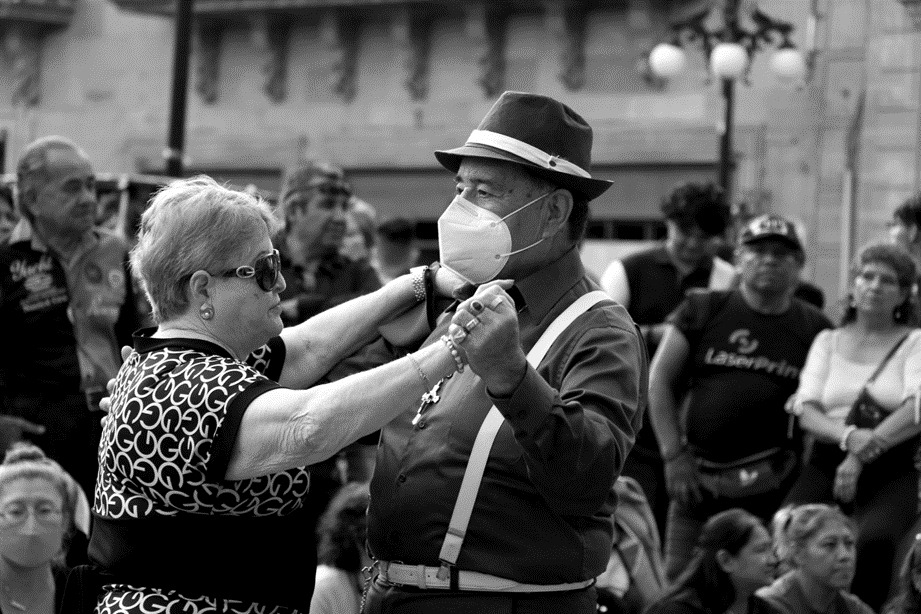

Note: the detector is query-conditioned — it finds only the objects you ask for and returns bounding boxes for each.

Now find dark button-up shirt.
[279,250,381,324]
[367,248,647,584]
[0,219,138,409]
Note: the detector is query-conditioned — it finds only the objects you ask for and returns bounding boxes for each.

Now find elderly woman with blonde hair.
[86,176,517,614]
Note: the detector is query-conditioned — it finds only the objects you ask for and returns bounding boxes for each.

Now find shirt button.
[398,474,407,483]
[416,420,427,429]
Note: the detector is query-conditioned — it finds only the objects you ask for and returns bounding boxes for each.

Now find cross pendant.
[412,379,443,426]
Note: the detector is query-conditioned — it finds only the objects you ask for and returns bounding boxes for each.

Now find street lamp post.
[165,0,194,178]
[648,0,806,200]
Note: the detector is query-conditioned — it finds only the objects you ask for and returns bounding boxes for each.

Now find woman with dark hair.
[883,533,921,614]
[644,508,776,614]
[785,242,921,609]
[760,504,872,614]
[889,192,921,273]
[310,482,371,614]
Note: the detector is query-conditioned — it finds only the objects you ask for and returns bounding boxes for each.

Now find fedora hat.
[435,91,613,201]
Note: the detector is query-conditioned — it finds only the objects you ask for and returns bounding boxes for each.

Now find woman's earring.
[200,305,214,321]
[848,293,857,308]
[895,305,904,321]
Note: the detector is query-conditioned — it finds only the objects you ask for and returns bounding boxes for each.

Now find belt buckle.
[437,560,459,591]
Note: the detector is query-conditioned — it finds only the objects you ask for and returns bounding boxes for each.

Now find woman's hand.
[833,454,862,504]
[447,282,525,397]
[846,427,883,462]
[433,265,467,299]
[98,345,132,415]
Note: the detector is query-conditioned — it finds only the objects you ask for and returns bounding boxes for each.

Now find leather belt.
[378,561,595,593]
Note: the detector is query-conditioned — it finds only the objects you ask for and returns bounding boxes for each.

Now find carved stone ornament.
[544,1,586,91]
[466,3,507,99]
[898,0,921,30]
[250,14,291,104]
[3,25,42,107]
[321,8,359,103]
[195,20,222,104]
[392,7,432,101]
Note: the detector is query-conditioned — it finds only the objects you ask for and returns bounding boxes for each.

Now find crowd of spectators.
[4,90,921,614]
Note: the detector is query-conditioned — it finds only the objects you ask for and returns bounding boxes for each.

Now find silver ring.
[450,325,468,343]
[489,296,505,310]
[465,317,480,332]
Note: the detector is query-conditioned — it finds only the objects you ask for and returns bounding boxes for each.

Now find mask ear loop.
[494,192,553,259]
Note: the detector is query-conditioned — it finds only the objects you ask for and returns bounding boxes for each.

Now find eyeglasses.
[219,249,281,292]
[0,503,63,526]
[856,270,901,287]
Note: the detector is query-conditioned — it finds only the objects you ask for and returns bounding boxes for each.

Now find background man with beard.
[277,161,381,325]
[0,135,141,497]
[648,214,831,583]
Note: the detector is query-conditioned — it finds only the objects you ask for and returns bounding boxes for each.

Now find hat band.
[466,130,592,179]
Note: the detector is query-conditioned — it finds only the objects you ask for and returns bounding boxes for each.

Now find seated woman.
[759,504,873,614]
[883,533,921,614]
[0,442,78,614]
[310,482,371,614]
[644,508,776,614]
[89,176,516,614]
[785,242,921,610]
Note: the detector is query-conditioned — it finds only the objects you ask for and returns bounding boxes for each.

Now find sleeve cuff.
[488,366,555,436]
[205,379,281,482]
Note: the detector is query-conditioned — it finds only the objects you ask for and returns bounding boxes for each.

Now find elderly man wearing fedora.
[357,91,647,613]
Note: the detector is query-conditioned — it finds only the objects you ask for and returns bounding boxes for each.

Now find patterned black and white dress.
[91,333,314,614]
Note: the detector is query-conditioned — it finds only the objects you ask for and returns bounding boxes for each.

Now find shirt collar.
[515,247,586,323]
[8,217,99,262]
[8,218,42,250]
[133,327,236,361]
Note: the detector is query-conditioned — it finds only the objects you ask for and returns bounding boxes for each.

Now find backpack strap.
[436,290,611,584]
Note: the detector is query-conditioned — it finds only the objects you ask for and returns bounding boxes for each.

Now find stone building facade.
[0,0,918,306]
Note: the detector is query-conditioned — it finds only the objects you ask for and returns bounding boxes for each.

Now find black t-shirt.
[668,289,831,462]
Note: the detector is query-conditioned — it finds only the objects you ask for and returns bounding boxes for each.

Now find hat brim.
[435,144,613,201]
[741,235,803,253]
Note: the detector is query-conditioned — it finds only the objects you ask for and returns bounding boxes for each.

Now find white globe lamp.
[709,42,749,79]
[648,43,687,79]
[770,47,807,82]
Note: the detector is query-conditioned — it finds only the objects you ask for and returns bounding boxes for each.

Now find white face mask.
[0,526,63,569]
[438,192,551,284]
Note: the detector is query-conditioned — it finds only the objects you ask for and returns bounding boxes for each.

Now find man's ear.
[18,185,36,217]
[543,189,573,239]
[910,224,919,245]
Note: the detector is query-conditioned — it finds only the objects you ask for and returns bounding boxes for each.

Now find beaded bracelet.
[408,353,431,394]
[440,334,466,373]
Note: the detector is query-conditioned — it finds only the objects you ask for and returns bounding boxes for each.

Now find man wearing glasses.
[0,136,142,497]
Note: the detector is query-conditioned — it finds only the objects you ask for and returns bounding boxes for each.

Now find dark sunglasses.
[220,249,281,292]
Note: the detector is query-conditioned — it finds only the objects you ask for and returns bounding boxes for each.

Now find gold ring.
[465,317,480,332]
[490,296,505,310]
